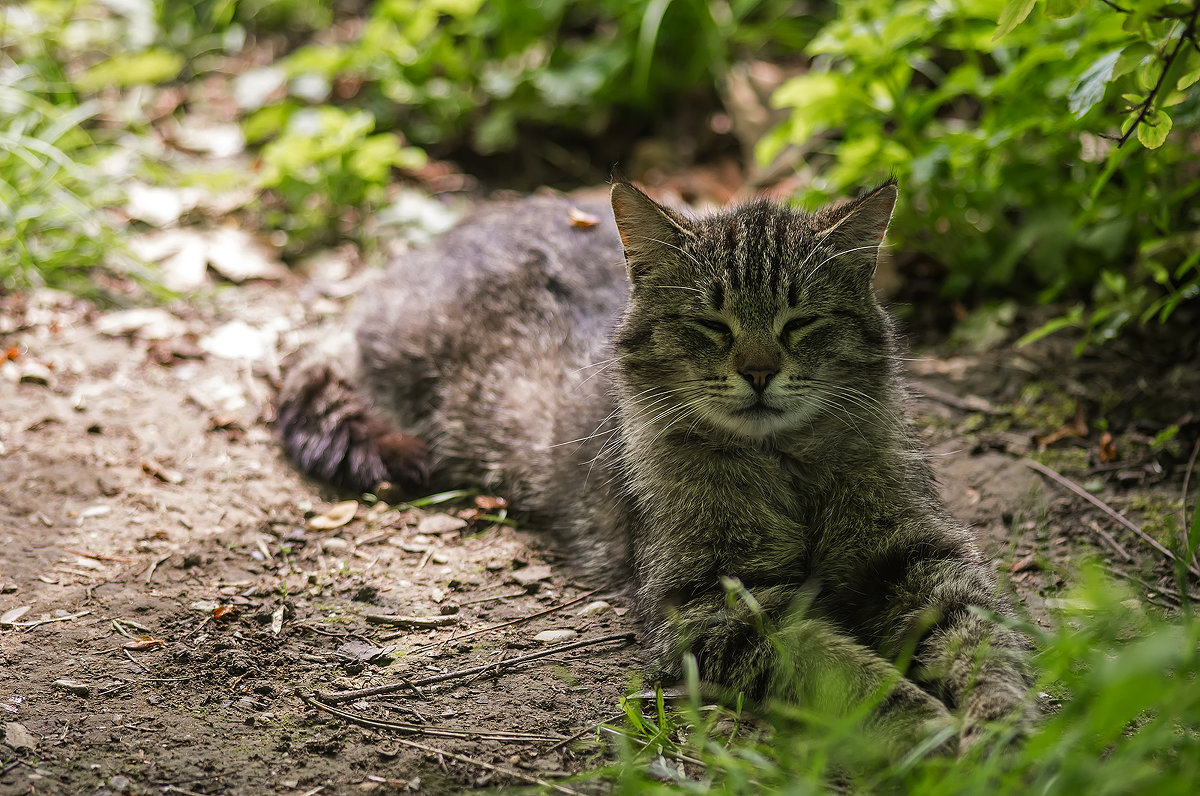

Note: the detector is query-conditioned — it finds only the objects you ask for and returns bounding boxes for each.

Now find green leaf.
[994,0,1036,40]
[1045,0,1088,19]
[1070,50,1122,118]
[1178,64,1200,92]
[1137,108,1172,148]
[74,50,185,92]
[1114,43,1155,79]
[1017,305,1084,347]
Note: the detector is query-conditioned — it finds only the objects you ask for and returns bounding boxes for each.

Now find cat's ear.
[610,181,693,284]
[813,181,897,276]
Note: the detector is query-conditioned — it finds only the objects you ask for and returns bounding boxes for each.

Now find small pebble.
[321,537,349,553]
[52,679,90,697]
[534,629,578,643]
[575,600,612,617]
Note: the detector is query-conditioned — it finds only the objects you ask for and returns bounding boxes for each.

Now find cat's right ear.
[610,182,693,285]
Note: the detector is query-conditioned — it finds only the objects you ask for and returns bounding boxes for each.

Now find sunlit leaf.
[1045,0,1088,19]
[1137,108,1172,148]
[75,50,184,92]
[994,0,1036,40]
[1069,50,1122,118]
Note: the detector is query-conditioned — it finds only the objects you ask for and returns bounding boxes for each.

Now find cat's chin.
[704,404,809,440]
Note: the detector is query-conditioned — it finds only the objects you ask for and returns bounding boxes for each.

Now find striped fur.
[276,184,1035,754]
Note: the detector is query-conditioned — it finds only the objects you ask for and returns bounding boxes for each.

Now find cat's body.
[277,184,1032,752]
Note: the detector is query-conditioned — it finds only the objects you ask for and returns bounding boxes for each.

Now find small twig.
[455,589,528,607]
[1108,564,1183,607]
[546,711,628,753]
[316,632,635,703]
[363,613,458,629]
[6,609,92,629]
[164,786,216,796]
[1024,458,1200,579]
[376,733,586,795]
[1181,437,1200,568]
[122,648,153,674]
[1087,519,1135,562]
[97,675,196,697]
[63,548,136,563]
[144,554,172,584]
[911,382,997,415]
[299,692,565,742]
[416,547,435,570]
[410,588,602,652]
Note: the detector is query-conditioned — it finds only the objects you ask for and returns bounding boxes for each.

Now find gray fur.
[276,185,1033,752]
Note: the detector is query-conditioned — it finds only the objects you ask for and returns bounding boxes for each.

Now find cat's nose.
[739,368,777,393]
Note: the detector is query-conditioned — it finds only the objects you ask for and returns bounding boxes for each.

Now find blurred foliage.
[763,0,1200,347]
[259,0,812,155]
[0,2,120,294]
[3,0,1199,349]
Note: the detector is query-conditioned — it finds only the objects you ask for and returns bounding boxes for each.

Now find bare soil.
[1,259,1196,795]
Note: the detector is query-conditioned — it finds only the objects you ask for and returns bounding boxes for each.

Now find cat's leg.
[865,538,1035,751]
[275,331,430,493]
[647,585,954,754]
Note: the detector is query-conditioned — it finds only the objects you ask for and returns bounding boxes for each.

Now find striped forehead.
[697,200,812,307]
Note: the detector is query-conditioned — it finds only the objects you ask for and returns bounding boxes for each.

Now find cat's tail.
[274,332,430,494]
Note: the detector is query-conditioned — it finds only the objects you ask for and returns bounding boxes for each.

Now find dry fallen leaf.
[309,500,359,530]
[1098,431,1118,463]
[474,495,509,511]
[123,636,167,650]
[213,605,236,619]
[1034,401,1088,448]
[1009,553,1040,574]
[567,207,601,229]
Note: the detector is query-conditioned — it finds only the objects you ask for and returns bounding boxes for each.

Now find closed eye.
[781,316,818,335]
[696,318,732,335]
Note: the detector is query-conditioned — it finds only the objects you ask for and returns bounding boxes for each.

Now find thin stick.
[363,614,458,629]
[1087,520,1134,562]
[390,734,585,795]
[910,382,997,415]
[316,632,635,703]
[299,692,564,742]
[456,589,528,607]
[144,554,171,584]
[7,609,93,629]
[63,548,136,563]
[1181,437,1200,568]
[546,711,628,752]
[409,588,601,652]
[1024,458,1200,579]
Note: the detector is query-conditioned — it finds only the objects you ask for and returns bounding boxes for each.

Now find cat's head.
[610,181,898,444]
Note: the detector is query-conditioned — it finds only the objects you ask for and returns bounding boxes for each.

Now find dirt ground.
[1,247,1197,795]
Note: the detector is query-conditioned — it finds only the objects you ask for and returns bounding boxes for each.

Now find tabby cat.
[277,181,1033,753]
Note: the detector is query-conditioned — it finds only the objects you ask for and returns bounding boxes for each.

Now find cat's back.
[354,194,630,499]
[364,195,625,331]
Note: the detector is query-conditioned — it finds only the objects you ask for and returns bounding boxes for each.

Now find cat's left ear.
[814,181,897,276]
[610,181,694,285]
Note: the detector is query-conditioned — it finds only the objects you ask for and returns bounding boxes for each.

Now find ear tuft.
[815,181,898,246]
[610,182,693,284]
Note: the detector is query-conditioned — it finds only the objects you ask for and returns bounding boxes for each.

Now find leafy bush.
[265,0,808,155]
[248,104,427,249]
[763,0,1200,346]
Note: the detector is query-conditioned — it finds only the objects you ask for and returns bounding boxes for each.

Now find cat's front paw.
[957,686,1037,755]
